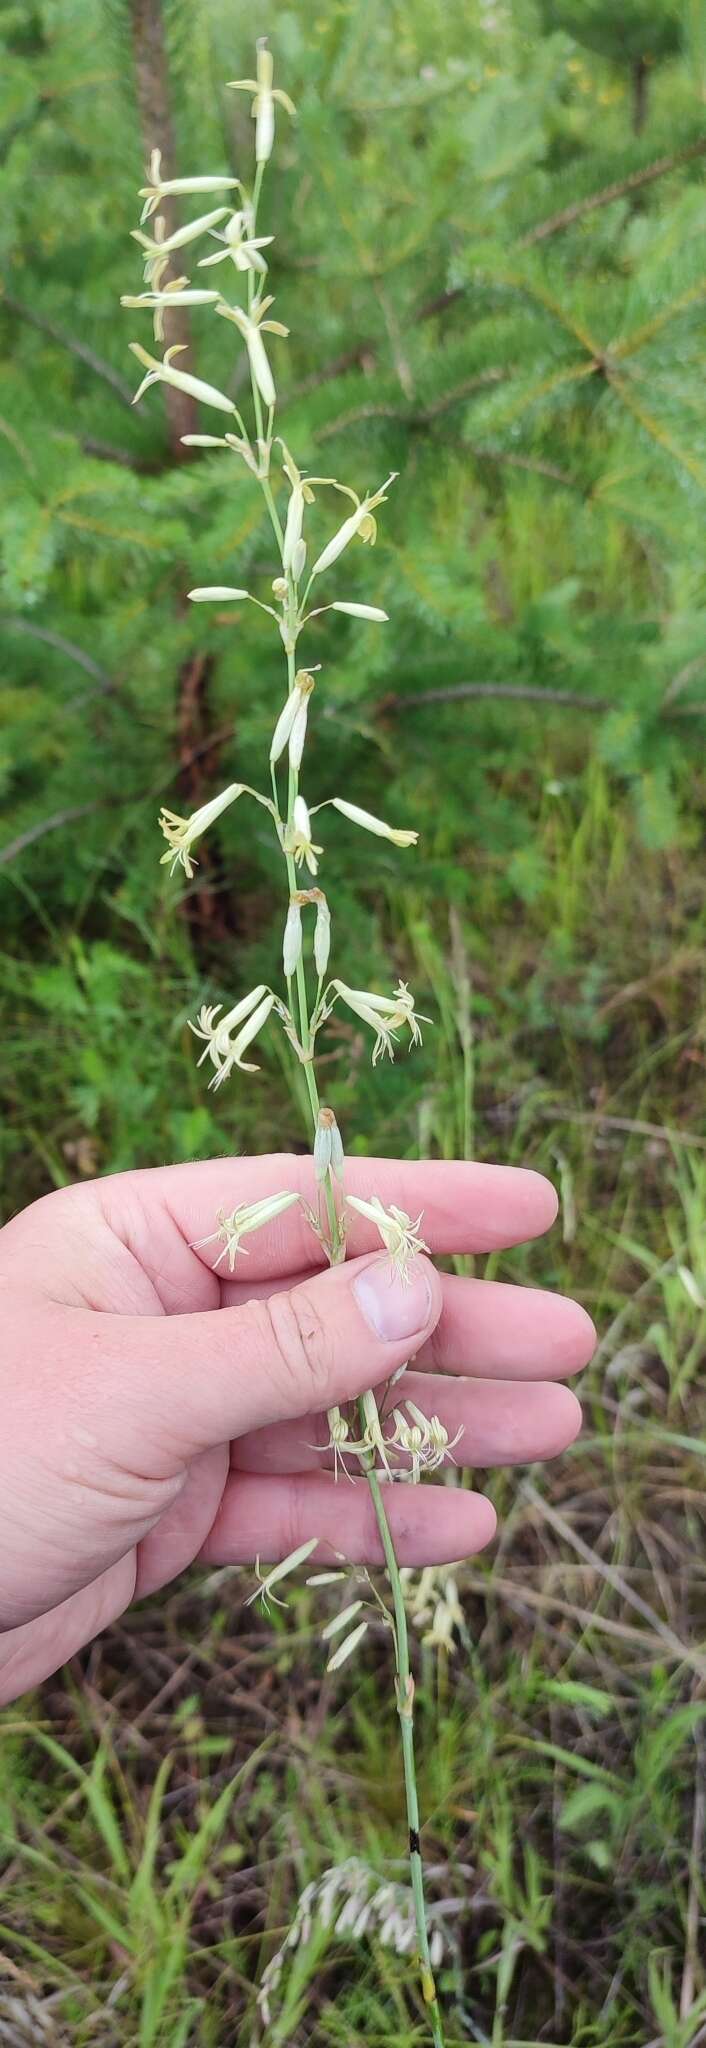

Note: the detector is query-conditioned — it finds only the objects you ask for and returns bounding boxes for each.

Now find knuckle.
[262,1284,334,1408]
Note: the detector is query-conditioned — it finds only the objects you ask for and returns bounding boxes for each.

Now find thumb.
[62,1251,442,1470]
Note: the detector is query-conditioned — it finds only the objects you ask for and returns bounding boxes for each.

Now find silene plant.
[122,43,461,2044]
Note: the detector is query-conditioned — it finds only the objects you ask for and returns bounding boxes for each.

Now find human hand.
[0,1155,594,1702]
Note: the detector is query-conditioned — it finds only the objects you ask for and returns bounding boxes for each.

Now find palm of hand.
[0,1156,593,1702]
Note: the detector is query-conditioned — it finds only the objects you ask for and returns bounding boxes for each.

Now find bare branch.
[0,291,133,406]
[3,617,115,696]
[520,136,706,248]
[388,681,610,713]
[312,371,505,445]
[0,805,100,869]
[81,436,157,473]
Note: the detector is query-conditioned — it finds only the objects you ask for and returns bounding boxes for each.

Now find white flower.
[189,988,275,1087]
[191,1188,300,1276]
[311,473,398,577]
[326,1618,369,1672]
[180,431,271,477]
[279,446,340,575]
[390,1407,427,1484]
[314,1105,344,1183]
[318,1404,351,1481]
[131,213,169,292]
[131,208,231,260]
[138,150,240,223]
[158,781,244,876]
[227,40,296,163]
[121,280,220,342]
[286,795,323,877]
[346,1195,429,1280]
[423,1576,466,1653]
[216,295,288,410]
[357,1387,393,1476]
[269,671,316,769]
[188,984,268,1072]
[198,209,273,274]
[330,602,389,621]
[243,1533,318,1609]
[422,1409,463,1469]
[330,980,429,1063]
[283,899,303,978]
[401,1400,463,1473]
[187,585,250,602]
[324,797,417,848]
[322,1599,364,1642]
[402,1567,466,1650]
[129,342,236,415]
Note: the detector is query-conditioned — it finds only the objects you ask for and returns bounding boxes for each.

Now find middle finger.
[230,1369,583,1475]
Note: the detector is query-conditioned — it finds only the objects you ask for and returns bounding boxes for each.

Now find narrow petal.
[330,602,388,621]
[326,1620,369,1672]
[246,323,276,408]
[187,586,250,601]
[330,798,417,847]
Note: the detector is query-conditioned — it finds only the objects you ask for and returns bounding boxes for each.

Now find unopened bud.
[314,892,331,978]
[314,1104,344,1183]
[283,899,303,978]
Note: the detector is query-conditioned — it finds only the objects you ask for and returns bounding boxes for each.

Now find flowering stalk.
[122,43,449,2042]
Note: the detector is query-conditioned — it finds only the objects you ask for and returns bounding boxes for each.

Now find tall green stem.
[242,154,444,2044]
[365,1461,446,2043]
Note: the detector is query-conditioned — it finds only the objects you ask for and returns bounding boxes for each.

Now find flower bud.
[283,900,303,978]
[282,482,304,574]
[289,671,315,771]
[314,1104,344,1182]
[314,892,331,978]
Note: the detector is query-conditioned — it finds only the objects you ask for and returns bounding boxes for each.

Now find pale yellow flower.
[227,40,296,163]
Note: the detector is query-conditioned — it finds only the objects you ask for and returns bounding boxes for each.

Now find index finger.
[115,1153,558,1282]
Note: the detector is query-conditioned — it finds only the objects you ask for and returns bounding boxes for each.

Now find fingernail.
[353,1256,433,1342]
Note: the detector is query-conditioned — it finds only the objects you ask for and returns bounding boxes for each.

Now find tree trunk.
[129,0,197,456]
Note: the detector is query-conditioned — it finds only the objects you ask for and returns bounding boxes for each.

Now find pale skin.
[0,1155,595,1704]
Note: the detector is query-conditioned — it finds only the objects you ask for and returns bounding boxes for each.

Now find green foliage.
[2,0,706,1212]
[1,7,706,2042]
[540,0,682,68]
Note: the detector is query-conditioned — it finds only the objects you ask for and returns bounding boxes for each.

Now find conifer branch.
[413,137,706,325]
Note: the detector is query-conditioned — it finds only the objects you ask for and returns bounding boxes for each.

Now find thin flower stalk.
[122,46,445,2044]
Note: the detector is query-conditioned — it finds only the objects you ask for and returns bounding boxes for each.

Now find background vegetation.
[1,0,705,2041]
